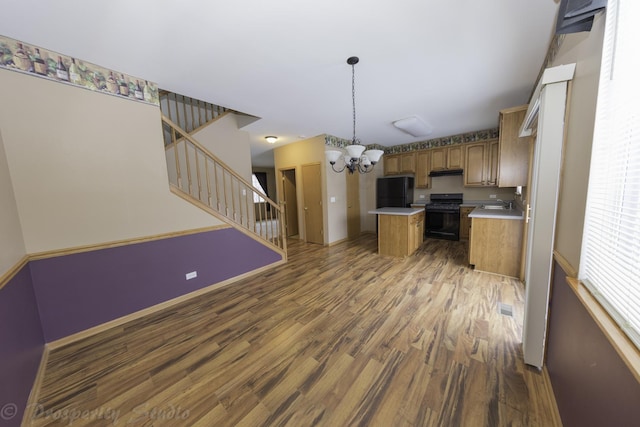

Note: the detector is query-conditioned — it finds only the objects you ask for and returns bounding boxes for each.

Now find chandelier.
[326,56,383,174]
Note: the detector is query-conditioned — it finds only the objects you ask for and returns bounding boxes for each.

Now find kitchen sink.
[481,205,506,210]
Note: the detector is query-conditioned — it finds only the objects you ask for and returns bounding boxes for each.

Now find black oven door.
[424,209,460,240]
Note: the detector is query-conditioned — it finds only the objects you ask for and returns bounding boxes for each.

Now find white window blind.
[580,0,640,349]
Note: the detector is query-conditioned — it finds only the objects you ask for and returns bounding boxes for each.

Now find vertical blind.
[580,0,640,349]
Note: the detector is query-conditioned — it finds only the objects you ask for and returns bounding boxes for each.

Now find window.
[251,173,267,204]
[580,0,640,349]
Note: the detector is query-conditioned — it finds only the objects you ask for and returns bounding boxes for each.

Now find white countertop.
[368,207,424,216]
[468,206,524,220]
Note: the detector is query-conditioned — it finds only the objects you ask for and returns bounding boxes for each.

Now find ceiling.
[2,0,559,167]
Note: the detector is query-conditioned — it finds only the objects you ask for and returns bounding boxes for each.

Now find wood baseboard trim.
[328,237,349,247]
[541,366,563,426]
[47,259,285,350]
[21,345,49,426]
[28,225,230,261]
[0,255,29,291]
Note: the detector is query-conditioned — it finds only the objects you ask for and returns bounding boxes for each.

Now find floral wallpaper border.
[0,35,159,106]
[325,127,499,155]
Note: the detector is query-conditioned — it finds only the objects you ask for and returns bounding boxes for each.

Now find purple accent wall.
[30,228,281,342]
[547,260,640,426]
[0,266,44,427]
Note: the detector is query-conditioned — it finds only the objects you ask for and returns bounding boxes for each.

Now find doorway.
[280,168,299,237]
[301,163,323,244]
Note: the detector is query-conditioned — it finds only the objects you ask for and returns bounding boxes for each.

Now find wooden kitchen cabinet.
[469,217,523,277]
[463,139,498,187]
[448,145,464,169]
[498,105,530,187]
[377,210,424,257]
[430,146,464,171]
[400,152,416,173]
[384,153,415,175]
[459,206,474,241]
[415,151,431,188]
[384,154,400,175]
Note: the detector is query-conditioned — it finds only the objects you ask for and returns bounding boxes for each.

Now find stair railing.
[160,91,230,135]
[161,114,286,255]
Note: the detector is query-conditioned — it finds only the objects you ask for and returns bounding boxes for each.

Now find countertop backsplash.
[412,174,518,204]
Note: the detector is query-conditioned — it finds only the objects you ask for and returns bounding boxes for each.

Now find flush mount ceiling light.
[265,136,278,144]
[326,56,383,174]
[392,115,433,137]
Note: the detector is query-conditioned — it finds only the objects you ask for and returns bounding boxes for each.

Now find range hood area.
[428,169,464,177]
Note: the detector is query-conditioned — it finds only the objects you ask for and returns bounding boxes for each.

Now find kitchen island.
[368,207,425,257]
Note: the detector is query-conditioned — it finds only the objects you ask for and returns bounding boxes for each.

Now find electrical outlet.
[419,195,425,199]
[489,194,497,199]
[330,196,336,203]
[186,271,197,280]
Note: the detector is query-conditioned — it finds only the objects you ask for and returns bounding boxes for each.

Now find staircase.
[160,92,286,257]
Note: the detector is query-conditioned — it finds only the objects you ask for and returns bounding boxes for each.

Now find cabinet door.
[498,105,530,187]
[401,153,416,173]
[459,207,474,240]
[487,140,499,186]
[447,146,464,169]
[415,151,431,188]
[430,148,447,171]
[384,154,400,175]
[464,142,487,186]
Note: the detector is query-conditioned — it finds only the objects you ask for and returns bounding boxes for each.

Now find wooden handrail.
[161,114,286,255]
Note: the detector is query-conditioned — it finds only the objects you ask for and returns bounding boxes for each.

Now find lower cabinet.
[459,207,474,241]
[378,211,424,257]
[469,217,523,277]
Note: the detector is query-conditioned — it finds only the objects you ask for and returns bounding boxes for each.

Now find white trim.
[520,63,577,137]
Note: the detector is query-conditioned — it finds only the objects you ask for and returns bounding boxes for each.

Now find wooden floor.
[28,235,560,427]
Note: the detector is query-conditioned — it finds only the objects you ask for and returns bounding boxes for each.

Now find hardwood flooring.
[27,235,560,426]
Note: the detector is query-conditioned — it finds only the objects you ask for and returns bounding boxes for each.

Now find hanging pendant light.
[326,56,383,174]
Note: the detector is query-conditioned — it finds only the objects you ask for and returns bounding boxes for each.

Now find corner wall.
[541,12,640,426]
[0,69,222,254]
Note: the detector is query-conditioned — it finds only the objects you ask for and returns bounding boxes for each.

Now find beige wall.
[0,130,26,275]
[192,113,252,183]
[0,69,222,254]
[551,14,605,269]
[274,136,343,244]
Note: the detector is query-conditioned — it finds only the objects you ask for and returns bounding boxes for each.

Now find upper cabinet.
[415,151,431,188]
[498,105,530,187]
[384,154,400,175]
[400,152,416,173]
[384,152,415,175]
[463,139,498,187]
[430,146,464,171]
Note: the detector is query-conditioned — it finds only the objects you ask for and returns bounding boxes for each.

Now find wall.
[30,228,281,342]
[548,262,640,426]
[539,12,640,426]
[550,15,604,268]
[0,268,44,427]
[0,69,222,254]
[192,113,252,183]
[0,130,26,274]
[274,136,341,244]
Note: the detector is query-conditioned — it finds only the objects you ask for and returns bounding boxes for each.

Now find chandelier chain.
[352,62,357,144]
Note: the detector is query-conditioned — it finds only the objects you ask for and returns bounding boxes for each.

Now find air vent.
[498,302,513,317]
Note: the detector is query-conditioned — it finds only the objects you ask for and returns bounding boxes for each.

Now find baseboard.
[21,346,49,427]
[542,366,563,426]
[47,259,285,350]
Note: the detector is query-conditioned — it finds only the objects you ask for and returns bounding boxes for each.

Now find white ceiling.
[2,0,559,167]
